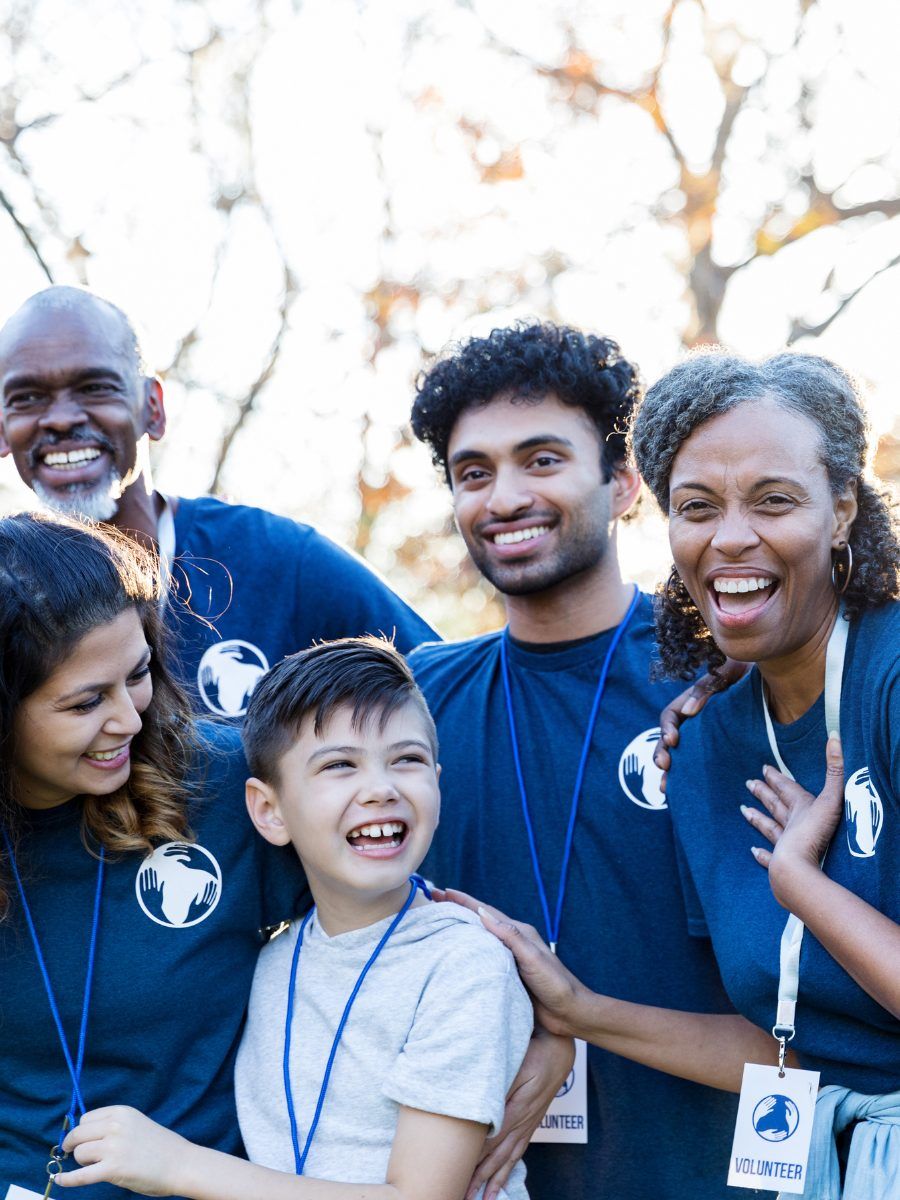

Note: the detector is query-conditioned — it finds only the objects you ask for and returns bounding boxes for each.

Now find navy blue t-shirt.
[167,496,436,717]
[0,723,308,1200]
[669,602,900,1095]
[410,595,740,1200]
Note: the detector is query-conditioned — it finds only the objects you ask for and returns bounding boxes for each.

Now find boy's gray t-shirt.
[235,899,533,1199]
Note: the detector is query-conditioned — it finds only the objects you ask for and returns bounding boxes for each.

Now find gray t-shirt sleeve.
[381,926,534,1136]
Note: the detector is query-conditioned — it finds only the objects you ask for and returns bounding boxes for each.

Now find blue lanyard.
[1,828,105,1130]
[283,875,429,1175]
[499,585,641,952]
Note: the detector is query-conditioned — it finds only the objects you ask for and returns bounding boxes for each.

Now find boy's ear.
[246,777,292,847]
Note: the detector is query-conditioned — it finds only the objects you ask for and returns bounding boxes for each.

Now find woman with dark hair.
[450,351,900,1197]
[0,512,305,1200]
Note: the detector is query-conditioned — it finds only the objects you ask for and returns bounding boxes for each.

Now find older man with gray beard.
[0,286,434,717]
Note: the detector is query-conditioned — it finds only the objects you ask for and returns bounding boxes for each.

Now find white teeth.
[86,747,124,761]
[493,525,550,546]
[43,448,102,467]
[349,821,406,839]
[713,577,774,594]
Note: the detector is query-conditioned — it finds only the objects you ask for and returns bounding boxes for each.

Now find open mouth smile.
[346,820,409,857]
[41,447,104,470]
[492,525,550,546]
[483,520,556,557]
[29,435,115,484]
[708,574,779,627]
[82,743,131,771]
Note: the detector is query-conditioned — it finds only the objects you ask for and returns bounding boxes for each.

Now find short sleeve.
[382,929,533,1135]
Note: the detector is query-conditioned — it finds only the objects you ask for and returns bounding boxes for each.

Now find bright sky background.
[1,0,898,635]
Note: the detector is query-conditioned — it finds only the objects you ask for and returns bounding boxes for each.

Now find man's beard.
[467,520,611,597]
[32,472,122,523]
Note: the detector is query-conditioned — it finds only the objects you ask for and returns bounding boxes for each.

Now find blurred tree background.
[1,0,898,636]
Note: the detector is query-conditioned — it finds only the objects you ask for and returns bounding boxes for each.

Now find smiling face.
[13,608,153,810]
[668,397,857,666]
[248,701,440,918]
[447,392,636,596]
[0,300,164,521]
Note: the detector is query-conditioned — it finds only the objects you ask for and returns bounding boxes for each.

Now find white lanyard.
[156,496,176,609]
[760,611,849,1066]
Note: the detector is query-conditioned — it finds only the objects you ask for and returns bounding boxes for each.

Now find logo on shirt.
[197,639,269,716]
[136,842,223,928]
[618,728,667,810]
[752,1094,800,1142]
[844,767,884,858]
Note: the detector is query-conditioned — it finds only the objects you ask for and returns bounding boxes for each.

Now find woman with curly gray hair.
[453,350,900,1198]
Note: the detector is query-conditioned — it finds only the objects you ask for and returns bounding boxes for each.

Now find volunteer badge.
[728,1063,819,1193]
[532,1038,588,1144]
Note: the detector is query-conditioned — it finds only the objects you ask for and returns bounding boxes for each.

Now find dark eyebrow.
[514,435,575,453]
[4,367,128,395]
[670,481,717,495]
[308,744,359,763]
[448,448,490,469]
[388,739,432,754]
[55,648,151,703]
[671,475,808,496]
[449,434,575,470]
[749,476,808,491]
[308,738,433,763]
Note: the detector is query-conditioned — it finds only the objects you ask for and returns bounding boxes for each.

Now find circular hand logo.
[752,1094,800,1142]
[844,766,884,858]
[618,728,667,810]
[197,639,269,716]
[136,842,223,928]
[555,1067,575,1098]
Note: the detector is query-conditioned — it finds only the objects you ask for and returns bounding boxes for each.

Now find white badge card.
[727,1062,820,1194]
[5,1187,46,1199]
[531,1036,588,1144]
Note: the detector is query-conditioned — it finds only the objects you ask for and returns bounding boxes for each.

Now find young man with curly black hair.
[408,323,740,1200]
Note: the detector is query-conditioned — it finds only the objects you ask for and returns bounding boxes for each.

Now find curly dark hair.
[628,349,900,681]
[411,322,643,483]
[0,512,196,919]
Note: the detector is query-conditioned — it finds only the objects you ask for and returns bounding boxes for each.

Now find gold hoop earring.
[831,542,853,595]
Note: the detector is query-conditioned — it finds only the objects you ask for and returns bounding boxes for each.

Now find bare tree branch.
[205,27,300,494]
[10,64,150,141]
[0,185,53,280]
[787,250,900,343]
[208,260,296,493]
[711,80,748,174]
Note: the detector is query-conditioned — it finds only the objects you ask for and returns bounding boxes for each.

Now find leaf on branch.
[479,148,523,184]
[364,281,421,331]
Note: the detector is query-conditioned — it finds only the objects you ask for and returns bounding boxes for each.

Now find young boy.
[58,638,532,1200]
